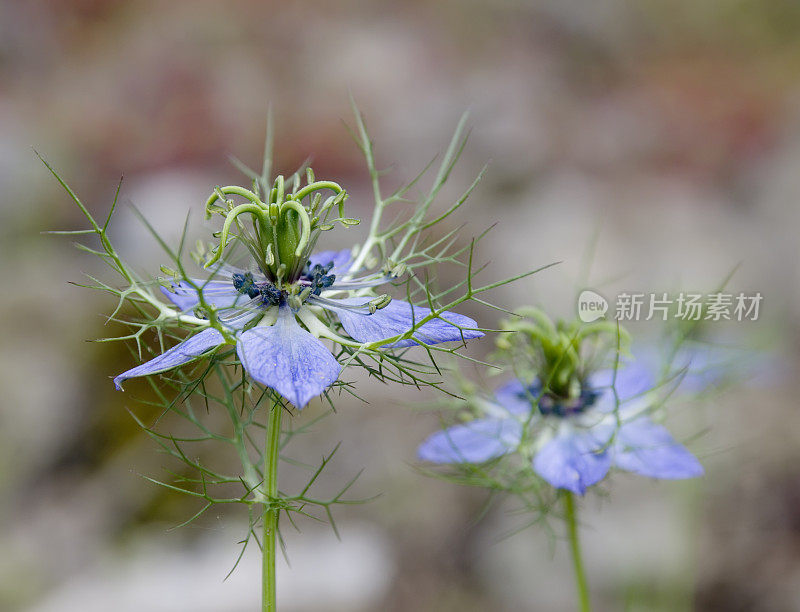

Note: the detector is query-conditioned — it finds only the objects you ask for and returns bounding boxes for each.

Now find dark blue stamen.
[232,272,282,306]
[259,283,282,305]
[232,272,260,299]
[301,260,337,297]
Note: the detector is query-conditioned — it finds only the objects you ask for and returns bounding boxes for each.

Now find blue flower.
[417,361,703,495]
[114,250,483,409]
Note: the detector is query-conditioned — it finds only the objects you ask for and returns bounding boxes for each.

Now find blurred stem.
[262,400,283,612]
[563,490,591,612]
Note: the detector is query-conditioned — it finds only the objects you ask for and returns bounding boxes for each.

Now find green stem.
[262,400,283,612]
[563,490,591,612]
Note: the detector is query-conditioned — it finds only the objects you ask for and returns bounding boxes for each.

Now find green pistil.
[204,175,343,283]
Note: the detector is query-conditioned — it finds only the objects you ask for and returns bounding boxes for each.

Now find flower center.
[514,383,601,418]
[232,260,336,308]
[537,387,600,417]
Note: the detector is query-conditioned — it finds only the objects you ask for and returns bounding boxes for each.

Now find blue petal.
[589,360,655,414]
[308,249,352,276]
[330,298,483,347]
[672,345,728,393]
[161,280,249,313]
[236,306,341,409]
[533,430,612,494]
[114,328,225,390]
[417,418,522,463]
[613,417,704,479]
[589,360,654,401]
[494,379,537,415]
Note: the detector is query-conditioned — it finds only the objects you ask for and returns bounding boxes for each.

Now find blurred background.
[1,1,798,610]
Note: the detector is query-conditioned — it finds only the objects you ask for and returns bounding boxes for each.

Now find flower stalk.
[262,398,283,612]
[563,490,591,612]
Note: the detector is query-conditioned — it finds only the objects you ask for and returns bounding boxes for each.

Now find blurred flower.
[417,361,703,495]
[114,249,482,408]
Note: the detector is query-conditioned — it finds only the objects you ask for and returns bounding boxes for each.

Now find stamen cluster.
[231,260,337,309]
[302,261,336,297]
[232,272,282,306]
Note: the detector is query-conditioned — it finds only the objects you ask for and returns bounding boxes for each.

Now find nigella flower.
[114,249,483,408]
[417,361,703,495]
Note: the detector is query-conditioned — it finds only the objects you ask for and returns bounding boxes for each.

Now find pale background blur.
[1,1,798,611]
